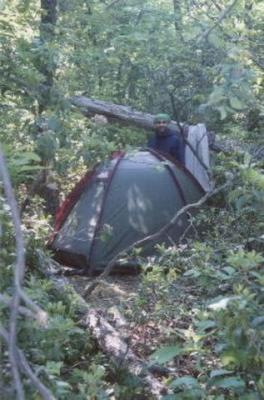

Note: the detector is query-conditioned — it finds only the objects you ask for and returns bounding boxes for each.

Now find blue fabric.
[147,128,185,164]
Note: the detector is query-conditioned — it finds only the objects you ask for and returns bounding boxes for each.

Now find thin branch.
[18,351,55,400]
[198,0,239,43]
[0,145,49,398]
[18,289,48,327]
[0,294,35,320]
[249,54,264,71]
[106,0,124,9]
[0,327,55,400]
[0,293,48,327]
[178,212,199,242]
[84,178,233,297]
[210,0,222,12]
[0,146,25,399]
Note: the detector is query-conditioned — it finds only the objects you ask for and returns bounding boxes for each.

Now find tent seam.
[145,146,205,194]
[148,149,187,205]
[48,169,97,245]
[87,152,125,272]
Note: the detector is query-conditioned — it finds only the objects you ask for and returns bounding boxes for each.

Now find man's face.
[155,120,169,135]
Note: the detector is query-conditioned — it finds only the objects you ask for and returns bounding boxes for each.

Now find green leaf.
[208,296,240,310]
[222,266,236,276]
[229,96,245,110]
[15,152,41,163]
[216,106,228,120]
[150,345,183,365]
[196,319,216,332]
[210,369,233,379]
[211,376,246,392]
[46,361,63,376]
[170,375,199,389]
[251,316,264,328]
[18,165,43,172]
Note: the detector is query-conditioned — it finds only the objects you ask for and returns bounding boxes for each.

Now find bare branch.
[198,0,239,43]
[84,178,233,297]
[18,289,48,327]
[106,0,124,9]
[0,293,48,327]
[249,54,264,70]
[0,145,49,398]
[210,0,223,12]
[18,351,55,400]
[178,212,199,242]
[0,327,55,400]
[0,146,25,399]
[0,294,35,320]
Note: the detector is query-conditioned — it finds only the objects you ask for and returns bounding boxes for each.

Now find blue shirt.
[147,128,185,164]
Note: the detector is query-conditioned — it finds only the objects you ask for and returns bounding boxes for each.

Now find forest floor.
[69,273,141,310]
[66,271,208,377]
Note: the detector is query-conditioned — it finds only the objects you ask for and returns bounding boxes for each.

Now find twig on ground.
[178,212,199,242]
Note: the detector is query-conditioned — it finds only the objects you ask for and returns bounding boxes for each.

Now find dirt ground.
[68,273,142,310]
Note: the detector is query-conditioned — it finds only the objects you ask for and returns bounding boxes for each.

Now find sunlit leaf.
[209,369,233,379]
[170,375,199,389]
[229,96,245,110]
[210,376,246,392]
[150,345,183,365]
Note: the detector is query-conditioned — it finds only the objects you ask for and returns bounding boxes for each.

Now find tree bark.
[172,0,183,38]
[70,95,264,159]
[71,95,156,131]
[86,310,171,399]
[36,252,172,399]
[39,0,57,113]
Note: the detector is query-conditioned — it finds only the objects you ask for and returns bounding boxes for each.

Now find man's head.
[154,113,171,135]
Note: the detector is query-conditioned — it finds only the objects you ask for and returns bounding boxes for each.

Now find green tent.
[49,149,204,272]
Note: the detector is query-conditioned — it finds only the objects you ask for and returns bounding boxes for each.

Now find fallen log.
[37,251,172,399]
[71,96,156,131]
[70,95,264,159]
[86,309,171,399]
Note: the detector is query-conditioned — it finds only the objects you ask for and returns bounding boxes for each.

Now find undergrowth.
[129,154,264,399]
[1,150,263,399]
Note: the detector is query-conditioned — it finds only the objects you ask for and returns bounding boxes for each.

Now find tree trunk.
[71,95,156,131]
[172,0,183,38]
[25,0,59,216]
[70,95,264,159]
[39,0,57,113]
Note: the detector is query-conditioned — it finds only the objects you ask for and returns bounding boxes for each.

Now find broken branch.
[84,178,233,297]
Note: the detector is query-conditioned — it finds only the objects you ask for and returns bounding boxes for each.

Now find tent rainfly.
[49,149,204,273]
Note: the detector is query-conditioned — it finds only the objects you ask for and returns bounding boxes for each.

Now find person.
[147,113,185,164]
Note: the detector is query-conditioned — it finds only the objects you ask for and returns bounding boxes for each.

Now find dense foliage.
[0,0,263,399]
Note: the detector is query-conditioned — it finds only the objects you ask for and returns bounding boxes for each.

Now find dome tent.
[49,149,204,273]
